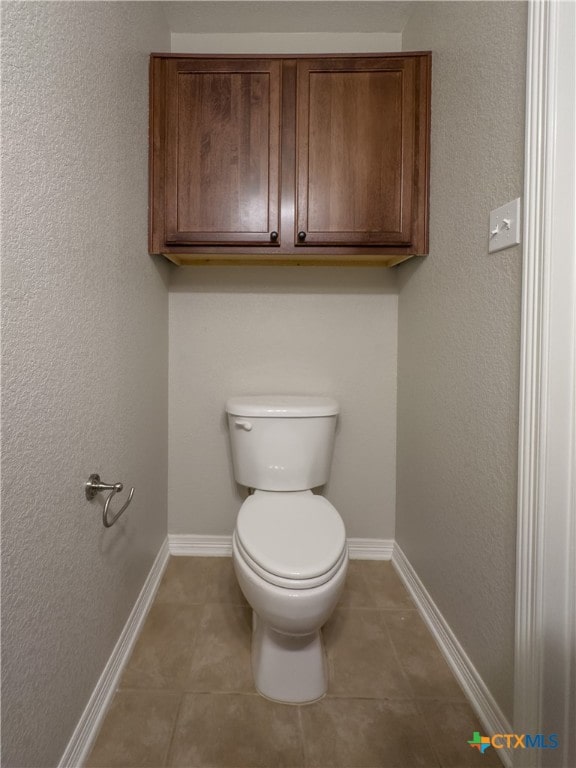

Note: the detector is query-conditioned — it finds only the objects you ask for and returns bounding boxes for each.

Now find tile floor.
[86,557,503,768]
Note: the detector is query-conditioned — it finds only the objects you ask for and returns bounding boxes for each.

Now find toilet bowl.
[226,395,348,704]
[232,491,348,703]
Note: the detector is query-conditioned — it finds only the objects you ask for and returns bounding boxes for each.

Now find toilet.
[226,395,348,704]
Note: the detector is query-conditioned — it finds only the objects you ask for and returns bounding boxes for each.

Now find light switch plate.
[489,198,521,253]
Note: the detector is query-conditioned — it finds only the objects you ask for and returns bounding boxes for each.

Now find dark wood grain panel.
[164,59,280,245]
[176,72,269,232]
[149,56,166,254]
[296,57,417,246]
[307,70,403,233]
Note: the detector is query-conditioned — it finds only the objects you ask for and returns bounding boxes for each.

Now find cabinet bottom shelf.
[159,252,422,268]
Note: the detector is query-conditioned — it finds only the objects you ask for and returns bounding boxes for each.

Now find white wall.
[169,268,398,540]
[168,32,402,542]
[171,31,401,53]
[1,3,170,766]
[397,1,527,721]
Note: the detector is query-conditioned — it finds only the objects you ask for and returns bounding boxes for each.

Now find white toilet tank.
[226,395,339,491]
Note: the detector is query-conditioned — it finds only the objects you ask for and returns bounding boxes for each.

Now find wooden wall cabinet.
[150,53,431,267]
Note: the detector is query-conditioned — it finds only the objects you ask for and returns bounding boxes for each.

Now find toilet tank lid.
[226,395,339,418]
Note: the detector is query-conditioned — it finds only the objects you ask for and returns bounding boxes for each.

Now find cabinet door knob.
[297,231,307,242]
[270,231,278,242]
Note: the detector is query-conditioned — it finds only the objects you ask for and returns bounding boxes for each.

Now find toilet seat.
[234,531,348,590]
[235,491,347,590]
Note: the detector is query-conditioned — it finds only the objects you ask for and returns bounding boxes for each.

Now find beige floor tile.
[324,609,412,698]
[338,560,415,610]
[338,560,380,608]
[417,701,505,767]
[201,557,248,605]
[300,696,440,768]
[85,689,181,768]
[361,560,415,609]
[187,603,254,693]
[155,556,212,605]
[120,603,203,690]
[156,556,245,606]
[384,611,466,700]
[167,693,304,767]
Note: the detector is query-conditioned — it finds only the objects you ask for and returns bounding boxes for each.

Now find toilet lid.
[236,492,346,581]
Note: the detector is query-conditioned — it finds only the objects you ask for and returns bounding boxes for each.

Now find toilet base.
[251,613,327,704]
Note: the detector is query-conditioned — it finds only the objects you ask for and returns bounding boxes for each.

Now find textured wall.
[1,3,170,766]
[397,2,527,721]
[169,267,398,540]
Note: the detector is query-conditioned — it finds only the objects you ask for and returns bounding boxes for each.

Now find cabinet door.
[164,59,281,247]
[296,57,419,247]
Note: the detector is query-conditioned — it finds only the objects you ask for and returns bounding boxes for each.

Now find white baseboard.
[58,538,170,768]
[392,544,512,768]
[347,537,393,560]
[168,534,393,561]
[168,533,232,556]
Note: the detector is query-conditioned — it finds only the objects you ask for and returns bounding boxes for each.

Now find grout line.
[322,691,468,704]
[115,686,468,704]
[115,685,472,708]
[296,706,309,768]
[333,604,419,612]
[163,692,185,768]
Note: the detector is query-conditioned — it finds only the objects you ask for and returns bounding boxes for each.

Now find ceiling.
[162,1,420,34]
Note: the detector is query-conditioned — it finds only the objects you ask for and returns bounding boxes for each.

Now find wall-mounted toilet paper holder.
[85,473,135,528]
